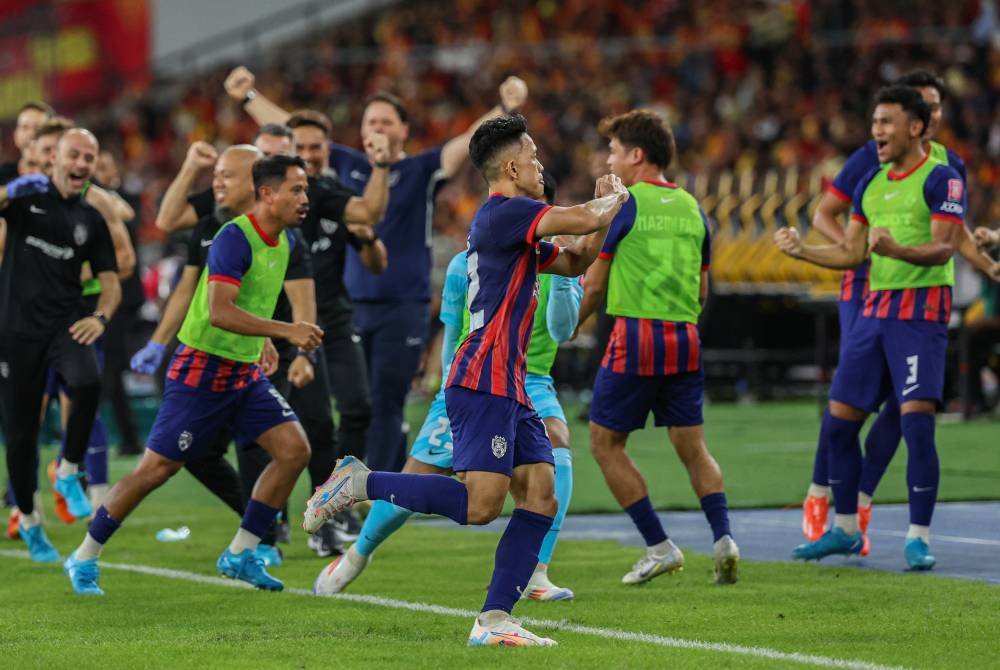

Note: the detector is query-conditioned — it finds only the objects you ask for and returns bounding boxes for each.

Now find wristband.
[241,89,258,106]
[374,161,391,169]
[296,348,317,363]
[92,311,109,326]
[363,233,379,247]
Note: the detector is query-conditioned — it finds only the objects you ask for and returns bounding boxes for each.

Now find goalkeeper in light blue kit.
[314,173,581,600]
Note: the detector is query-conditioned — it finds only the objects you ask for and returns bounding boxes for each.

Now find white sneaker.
[313,545,370,595]
[521,569,574,601]
[622,540,684,585]
[713,535,740,585]
[303,456,370,534]
[468,610,557,647]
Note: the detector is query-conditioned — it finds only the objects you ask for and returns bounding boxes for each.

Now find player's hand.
[130,341,166,374]
[224,66,256,101]
[868,227,897,257]
[185,141,218,171]
[988,261,1000,283]
[365,132,391,166]
[595,174,626,199]
[346,222,375,242]
[258,338,279,376]
[774,226,803,257]
[499,76,528,112]
[5,174,49,200]
[973,226,999,251]
[288,354,315,388]
[285,321,324,351]
[69,316,106,346]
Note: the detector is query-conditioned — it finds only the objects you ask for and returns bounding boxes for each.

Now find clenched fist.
[185,141,218,170]
[868,227,897,257]
[365,132,391,165]
[499,76,528,113]
[973,226,999,251]
[285,321,324,351]
[774,227,803,257]
[594,173,627,200]
[225,66,256,101]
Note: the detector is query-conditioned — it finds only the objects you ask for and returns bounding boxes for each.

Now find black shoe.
[307,521,344,558]
[332,510,361,542]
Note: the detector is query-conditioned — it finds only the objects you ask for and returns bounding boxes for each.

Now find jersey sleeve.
[187,188,215,220]
[830,141,879,203]
[206,224,253,286]
[546,275,583,343]
[700,208,712,270]
[849,166,882,227]
[924,164,967,226]
[439,252,469,328]
[84,210,118,275]
[599,195,637,259]
[318,182,352,224]
[946,149,967,183]
[488,196,552,249]
[186,217,211,267]
[328,143,367,174]
[537,240,560,271]
[284,229,312,281]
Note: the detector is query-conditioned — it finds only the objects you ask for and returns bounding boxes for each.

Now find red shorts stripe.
[183,350,208,388]
[942,287,952,323]
[663,322,679,375]
[863,291,877,318]
[875,291,892,319]
[686,323,700,371]
[923,286,941,322]
[840,270,855,302]
[611,318,627,374]
[898,288,916,320]
[167,345,192,381]
[233,363,250,390]
[638,319,654,375]
[212,359,234,392]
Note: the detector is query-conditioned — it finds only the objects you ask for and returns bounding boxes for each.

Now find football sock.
[236,499,279,551]
[906,524,930,542]
[807,483,830,499]
[83,420,109,486]
[354,500,413,557]
[902,412,939,526]
[75,533,104,561]
[824,413,865,515]
[366,472,469,525]
[858,492,872,508]
[810,409,832,487]
[482,509,553,614]
[834,513,859,535]
[699,492,732,542]
[625,496,668,547]
[80,506,121,558]
[859,399,901,496]
[56,459,79,478]
[538,448,573,565]
[19,510,41,529]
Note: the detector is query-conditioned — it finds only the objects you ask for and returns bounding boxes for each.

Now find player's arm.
[224,66,291,126]
[156,142,217,232]
[70,270,121,346]
[440,77,527,179]
[546,275,583,343]
[811,191,850,244]
[151,266,201,345]
[577,256,611,328]
[973,226,1000,250]
[347,223,388,273]
[87,185,136,279]
[534,175,629,239]
[774,218,868,269]
[282,277,318,387]
[957,225,1000,279]
[343,137,391,225]
[700,268,709,306]
[0,174,49,211]
[542,229,605,277]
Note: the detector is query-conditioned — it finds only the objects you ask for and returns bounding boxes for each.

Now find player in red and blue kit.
[304,114,629,646]
[801,70,998,553]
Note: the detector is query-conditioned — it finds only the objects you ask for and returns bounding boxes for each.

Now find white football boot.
[713,535,740,584]
[621,539,684,585]
[313,544,370,595]
[468,610,557,647]
[303,456,370,534]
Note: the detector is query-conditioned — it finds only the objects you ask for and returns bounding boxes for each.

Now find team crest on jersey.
[947,179,963,201]
[73,223,88,246]
[320,218,339,235]
[491,435,508,459]
[178,431,193,451]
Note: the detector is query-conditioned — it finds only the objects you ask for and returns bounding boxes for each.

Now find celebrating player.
[776,85,966,569]
[63,155,323,595]
[315,172,582,601]
[578,110,740,586]
[304,114,627,646]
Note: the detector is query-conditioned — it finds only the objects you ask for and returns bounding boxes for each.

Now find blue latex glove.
[130,341,166,374]
[5,174,49,199]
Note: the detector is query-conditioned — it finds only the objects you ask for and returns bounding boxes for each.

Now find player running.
[305,114,628,646]
[800,71,999,554]
[315,173,581,601]
[776,85,966,570]
[63,155,324,595]
[578,110,739,586]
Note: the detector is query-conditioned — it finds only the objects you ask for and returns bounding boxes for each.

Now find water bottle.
[155,526,191,542]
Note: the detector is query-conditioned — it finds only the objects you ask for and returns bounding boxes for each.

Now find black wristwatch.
[241,89,258,107]
[92,311,109,326]
[296,348,317,363]
[374,161,391,169]
[363,232,379,247]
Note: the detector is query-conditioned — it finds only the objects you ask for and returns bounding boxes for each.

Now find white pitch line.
[0,549,908,670]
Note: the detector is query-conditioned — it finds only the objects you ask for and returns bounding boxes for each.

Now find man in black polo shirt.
[0,128,120,561]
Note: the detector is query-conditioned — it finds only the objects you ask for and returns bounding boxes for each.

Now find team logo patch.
[73,223,88,246]
[947,179,963,201]
[320,218,339,235]
[178,431,193,451]
[491,435,508,459]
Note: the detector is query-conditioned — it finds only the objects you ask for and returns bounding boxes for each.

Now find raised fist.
[185,141,218,170]
[973,226,999,251]
[595,174,626,199]
[225,66,256,101]
[499,76,528,113]
[364,132,391,165]
[774,226,803,257]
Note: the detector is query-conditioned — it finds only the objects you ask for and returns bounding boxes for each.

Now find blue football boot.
[792,527,863,561]
[255,543,283,567]
[904,537,936,571]
[54,473,92,518]
[64,551,104,595]
[217,548,283,591]
[20,524,60,562]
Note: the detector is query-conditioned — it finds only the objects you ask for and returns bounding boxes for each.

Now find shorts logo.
[947,179,963,201]
[0,361,8,379]
[178,431,193,451]
[320,218,339,235]
[73,223,88,247]
[491,435,507,459]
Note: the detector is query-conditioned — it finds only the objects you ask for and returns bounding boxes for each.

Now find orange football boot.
[48,460,77,524]
[802,495,829,541]
[858,504,872,557]
[6,508,20,540]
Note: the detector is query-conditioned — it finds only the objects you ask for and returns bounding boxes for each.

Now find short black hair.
[19,100,54,117]
[469,113,528,180]
[287,109,332,137]
[542,171,557,205]
[363,92,408,124]
[598,110,675,170]
[252,154,306,200]
[874,85,931,135]
[895,70,947,101]
[255,123,293,140]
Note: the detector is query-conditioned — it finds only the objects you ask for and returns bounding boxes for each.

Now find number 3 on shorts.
[905,355,919,385]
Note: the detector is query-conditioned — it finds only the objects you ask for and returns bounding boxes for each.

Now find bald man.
[0,128,121,562]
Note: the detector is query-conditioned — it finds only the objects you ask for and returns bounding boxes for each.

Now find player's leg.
[1,337,59,561]
[324,311,371,461]
[183,436,246,517]
[471,409,557,647]
[854,394,902,555]
[886,319,948,570]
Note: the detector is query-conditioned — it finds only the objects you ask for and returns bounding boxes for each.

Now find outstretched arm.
[774,217,868,270]
[224,66,291,126]
[156,142,217,232]
[543,230,606,277]
[440,76,528,179]
[87,185,136,279]
[343,134,391,225]
[534,175,629,239]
